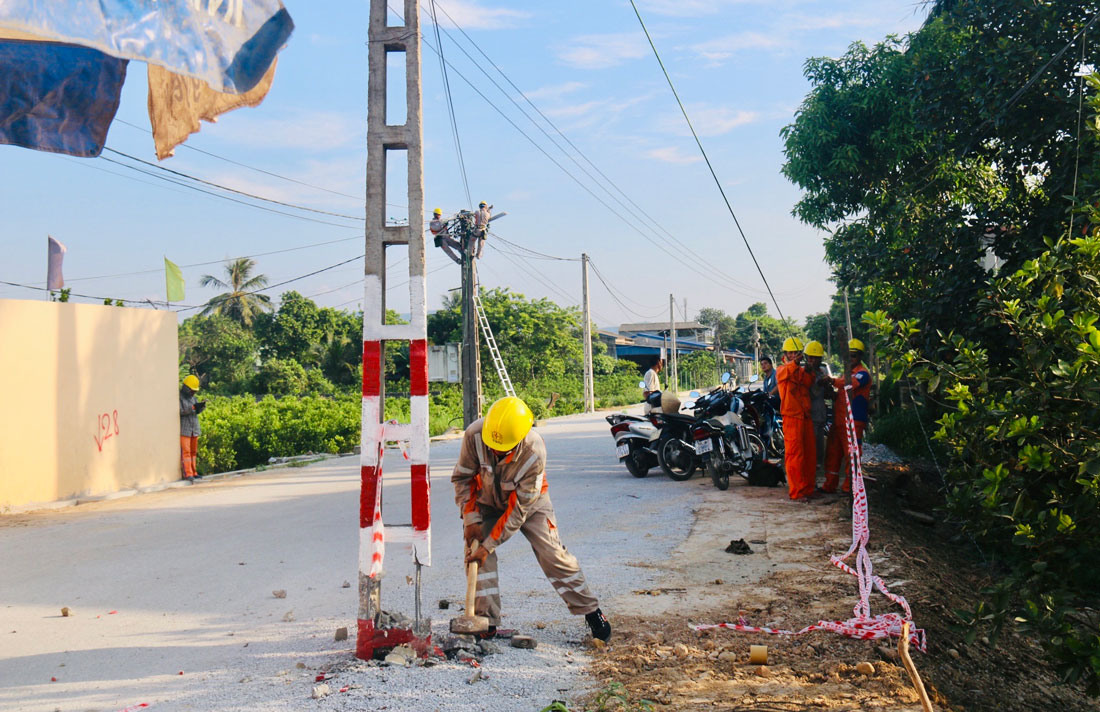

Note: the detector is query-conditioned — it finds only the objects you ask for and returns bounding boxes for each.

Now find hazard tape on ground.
[694,385,927,652]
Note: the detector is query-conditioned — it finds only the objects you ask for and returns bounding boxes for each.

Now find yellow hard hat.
[482,396,534,452]
[849,338,866,352]
[479,201,487,207]
[182,374,200,391]
[781,337,804,353]
[433,207,442,215]
[804,340,825,357]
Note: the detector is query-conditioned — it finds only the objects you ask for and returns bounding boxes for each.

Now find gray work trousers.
[473,497,599,625]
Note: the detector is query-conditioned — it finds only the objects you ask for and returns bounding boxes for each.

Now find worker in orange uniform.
[776,337,818,501]
[179,375,206,481]
[452,396,612,642]
[822,339,873,494]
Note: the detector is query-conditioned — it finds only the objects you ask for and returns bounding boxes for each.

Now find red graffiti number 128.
[94,410,120,452]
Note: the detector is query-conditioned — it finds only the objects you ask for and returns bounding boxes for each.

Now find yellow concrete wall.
[0,299,179,510]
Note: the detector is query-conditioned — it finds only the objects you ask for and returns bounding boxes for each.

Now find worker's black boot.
[585,609,611,642]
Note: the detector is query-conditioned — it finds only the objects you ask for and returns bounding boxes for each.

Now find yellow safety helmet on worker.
[848,338,865,353]
[182,374,200,391]
[804,340,825,358]
[781,337,804,353]
[433,207,442,216]
[482,396,534,453]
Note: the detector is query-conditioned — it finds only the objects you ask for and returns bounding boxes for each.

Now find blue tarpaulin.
[0,0,293,93]
[0,40,127,157]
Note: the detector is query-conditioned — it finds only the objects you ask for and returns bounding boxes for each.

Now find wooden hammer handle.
[465,540,480,615]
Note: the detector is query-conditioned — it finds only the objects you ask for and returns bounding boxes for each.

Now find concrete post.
[669,294,677,392]
[358,0,431,661]
[581,254,594,413]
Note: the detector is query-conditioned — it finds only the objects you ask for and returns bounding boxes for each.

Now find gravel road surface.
[0,408,701,712]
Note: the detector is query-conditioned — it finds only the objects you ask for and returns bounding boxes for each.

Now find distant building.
[618,321,713,344]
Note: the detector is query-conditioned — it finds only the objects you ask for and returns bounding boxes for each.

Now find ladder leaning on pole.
[471,291,515,397]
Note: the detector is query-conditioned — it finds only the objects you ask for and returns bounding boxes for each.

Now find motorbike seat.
[662,413,697,424]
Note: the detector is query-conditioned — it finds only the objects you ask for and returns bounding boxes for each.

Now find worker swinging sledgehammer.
[451,396,612,642]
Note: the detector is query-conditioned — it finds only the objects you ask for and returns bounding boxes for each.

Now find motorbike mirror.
[683,400,696,409]
[750,374,760,383]
[721,372,731,384]
[689,390,701,398]
[638,380,646,389]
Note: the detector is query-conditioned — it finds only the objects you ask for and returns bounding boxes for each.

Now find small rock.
[438,633,479,652]
[718,651,737,664]
[755,665,771,677]
[510,635,537,649]
[455,650,481,664]
[437,599,450,610]
[535,622,547,629]
[341,580,351,589]
[590,639,606,651]
[876,644,899,663]
[725,538,753,555]
[384,644,416,666]
[295,662,306,669]
[239,676,252,683]
[311,683,331,699]
[947,648,961,660]
[272,590,287,599]
[856,661,876,676]
[674,643,690,658]
[467,669,483,684]
[478,640,502,656]
[334,627,348,642]
[60,607,71,617]
[282,610,295,622]
[713,579,723,585]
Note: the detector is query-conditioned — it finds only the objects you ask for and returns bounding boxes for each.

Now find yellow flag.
[164,257,185,302]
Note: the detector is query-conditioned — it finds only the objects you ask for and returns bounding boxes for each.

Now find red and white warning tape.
[365,419,401,579]
[694,385,926,651]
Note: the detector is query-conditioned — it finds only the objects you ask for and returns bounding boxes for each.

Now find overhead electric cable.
[588,259,666,321]
[429,0,474,208]
[103,148,364,221]
[628,0,790,328]
[176,254,364,313]
[432,0,765,296]
[489,231,579,261]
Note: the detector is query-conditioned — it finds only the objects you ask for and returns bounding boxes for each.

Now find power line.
[176,254,364,313]
[103,147,364,221]
[98,155,362,228]
[489,231,579,261]
[0,279,177,307]
[431,0,766,297]
[429,0,473,209]
[113,118,366,201]
[628,0,790,329]
[587,258,666,320]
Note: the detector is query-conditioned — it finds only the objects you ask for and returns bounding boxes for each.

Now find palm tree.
[199,258,273,327]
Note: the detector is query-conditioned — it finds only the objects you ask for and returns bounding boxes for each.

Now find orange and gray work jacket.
[429,217,446,235]
[451,418,549,555]
[474,207,491,232]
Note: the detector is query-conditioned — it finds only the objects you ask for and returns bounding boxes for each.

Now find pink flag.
[47,236,66,290]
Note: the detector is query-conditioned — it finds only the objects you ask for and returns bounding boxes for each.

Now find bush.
[868,235,1100,694]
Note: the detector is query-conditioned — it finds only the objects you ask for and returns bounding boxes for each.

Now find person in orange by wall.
[822,339,873,494]
[179,375,206,482]
[776,337,818,501]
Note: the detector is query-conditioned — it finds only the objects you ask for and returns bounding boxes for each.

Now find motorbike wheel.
[748,432,767,462]
[707,457,729,490]
[658,437,697,481]
[623,447,654,478]
[768,425,785,458]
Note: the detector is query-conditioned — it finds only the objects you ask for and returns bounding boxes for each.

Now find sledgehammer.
[450,540,489,634]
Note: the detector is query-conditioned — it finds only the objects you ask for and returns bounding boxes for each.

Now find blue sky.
[1,0,928,329]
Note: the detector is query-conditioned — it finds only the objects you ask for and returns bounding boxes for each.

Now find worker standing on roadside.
[473,201,491,258]
[776,338,817,501]
[804,341,831,479]
[642,356,663,414]
[822,339,873,494]
[179,375,206,482]
[452,396,612,642]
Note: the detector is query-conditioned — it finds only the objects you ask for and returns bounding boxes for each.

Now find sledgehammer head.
[449,611,489,634]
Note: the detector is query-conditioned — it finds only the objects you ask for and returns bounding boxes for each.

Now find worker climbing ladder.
[472,290,515,397]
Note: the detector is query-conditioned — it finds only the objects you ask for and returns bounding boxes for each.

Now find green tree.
[697,307,737,352]
[728,303,803,358]
[199,257,273,327]
[178,314,259,393]
[253,357,308,395]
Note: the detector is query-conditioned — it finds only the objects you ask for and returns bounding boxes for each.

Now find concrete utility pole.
[669,294,678,393]
[358,0,431,661]
[825,312,832,356]
[581,254,594,413]
[753,319,760,372]
[843,287,853,344]
[461,225,482,427]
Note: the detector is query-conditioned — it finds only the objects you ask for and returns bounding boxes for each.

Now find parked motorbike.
[686,373,771,490]
[739,374,784,458]
[605,412,659,478]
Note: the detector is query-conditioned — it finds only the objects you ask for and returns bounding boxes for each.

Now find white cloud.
[787,12,884,32]
[691,32,789,62]
[659,105,760,137]
[646,146,703,164]
[523,81,588,101]
[209,110,362,152]
[558,33,647,69]
[423,0,530,30]
[638,0,761,17]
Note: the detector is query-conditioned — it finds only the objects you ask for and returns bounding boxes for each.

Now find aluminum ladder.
[471,291,515,397]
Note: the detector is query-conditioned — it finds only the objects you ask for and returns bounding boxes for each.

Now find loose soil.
[583,463,1093,711]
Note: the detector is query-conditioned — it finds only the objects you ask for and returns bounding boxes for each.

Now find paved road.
[0,409,705,712]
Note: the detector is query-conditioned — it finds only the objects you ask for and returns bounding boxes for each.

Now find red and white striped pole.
[357,0,430,660]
